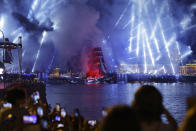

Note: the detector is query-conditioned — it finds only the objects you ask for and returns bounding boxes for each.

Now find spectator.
[72,108,84,131]
[0,87,29,130]
[132,85,177,131]
[178,106,196,131]
[99,105,141,131]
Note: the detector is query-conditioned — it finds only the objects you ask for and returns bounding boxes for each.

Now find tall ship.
[86,47,107,83]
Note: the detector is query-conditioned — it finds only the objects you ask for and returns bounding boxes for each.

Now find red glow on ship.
[86,47,107,80]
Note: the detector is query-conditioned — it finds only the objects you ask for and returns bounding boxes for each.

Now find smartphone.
[32,91,40,104]
[55,115,61,121]
[37,106,44,117]
[23,115,37,124]
[74,112,79,117]
[61,108,66,118]
[7,113,13,120]
[88,120,96,126]
[55,104,60,112]
[3,103,12,108]
[40,120,48,129]
[102,110,107,117]
[57,123,64,128]
[35,91,40,100]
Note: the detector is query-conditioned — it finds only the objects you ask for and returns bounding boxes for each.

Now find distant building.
[179,60,196,75]
[49,68,60,78]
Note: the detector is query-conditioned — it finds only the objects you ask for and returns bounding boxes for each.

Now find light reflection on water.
[46,83,196,124]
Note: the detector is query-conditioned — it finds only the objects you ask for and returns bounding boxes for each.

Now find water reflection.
[46,83,196,123]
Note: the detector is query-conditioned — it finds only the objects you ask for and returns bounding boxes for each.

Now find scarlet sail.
[86,47,107,79]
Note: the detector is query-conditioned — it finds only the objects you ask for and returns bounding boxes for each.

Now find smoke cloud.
[48,2,102,72]
[172,0,196,60]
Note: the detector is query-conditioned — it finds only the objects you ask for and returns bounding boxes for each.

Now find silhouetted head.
[132,85,163,122]
[5,87,26,106]
[179,106,196,131]
[99,105,141,131]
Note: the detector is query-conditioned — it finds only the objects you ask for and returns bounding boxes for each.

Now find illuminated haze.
[0,0,195,74]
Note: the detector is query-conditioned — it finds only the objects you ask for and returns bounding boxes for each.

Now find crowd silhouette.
[0,83,195,131]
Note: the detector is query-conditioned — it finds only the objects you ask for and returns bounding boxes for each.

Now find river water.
[46,83,196,124]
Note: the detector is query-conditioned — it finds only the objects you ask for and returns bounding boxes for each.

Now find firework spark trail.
[40,0,51,9]
[37,0,65,21]
[156,66,165,73]
[181,50,193,59]
[12,33,22,43]
[114,0,131,28]
[130,0,161,71]
[125,0,194,74]
[128,57,137,60]
[176,41,182,63]
[32,31,47,72]
[151,30,161,58]
[180,16,191,30]
[158,19,175,74]
[28,0,40,20]
[176,42,181,55]
[148,2,167,58]
[128,5,135,52]
[42,0,65,11]
[129,0,176,74]
[123,17,133,29]
[22,50,26,58]
[158,20,170,57]
[144,30,155,66]
[27,0,42,53]
[142,31,147,73]
[135,0,143,57]
[153,38,161,54]
[167,34,176,48]
[0,16,4,30]
[141,0,161,64]
[150,0,167,39]
[139,1,157,68]
[158,0,184,74]
[156,55,161,61]
[47,50,56,73]
[28,0,59,72]
[136,23,140,56]
[181,24,196,33]
[163,66,166,73]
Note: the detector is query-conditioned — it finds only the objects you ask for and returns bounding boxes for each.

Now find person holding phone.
[60,107,66,118]
[55,103,60,112]
[49,103,61,122]
[88,120,96,126]
[72,108,84,131]
[0,87,29,130]
[131,85,177,131]
[102,107,108,118]
[31,91,40,104]
[178,106,196,131]
[37,106,44,117]
[99,105,141,131]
